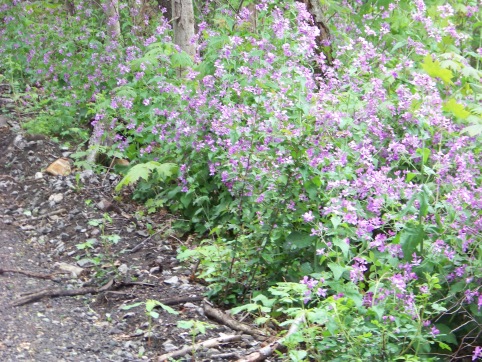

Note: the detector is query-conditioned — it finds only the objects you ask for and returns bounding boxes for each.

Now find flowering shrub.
[1,0,481,360]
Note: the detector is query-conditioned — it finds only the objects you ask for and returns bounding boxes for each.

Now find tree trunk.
[65,0,75,16]
[171,0,195,58]
[105,0,121,42]
[86,0,122,164]
[296,0,332,65]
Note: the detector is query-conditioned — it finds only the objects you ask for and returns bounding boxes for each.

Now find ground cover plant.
[1,0,481,360]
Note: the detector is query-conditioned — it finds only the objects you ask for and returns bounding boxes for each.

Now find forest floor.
[0,112,270,361]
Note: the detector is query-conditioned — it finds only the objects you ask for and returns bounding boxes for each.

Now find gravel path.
[0,121,268,361]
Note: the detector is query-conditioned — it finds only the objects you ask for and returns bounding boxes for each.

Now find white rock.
[162,340,178,352]
[48,193,63,203]
[34,172,44,179]
[54,262,85,278]
[118,263,129,274]
[164,276,179,285]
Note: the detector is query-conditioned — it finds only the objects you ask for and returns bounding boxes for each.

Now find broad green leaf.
[171,51,194,68]
[115,162,178,191]
[406,172,418,182]
[284,231,316,250]
[331,216,342,230]
[333,238,350,258]
[177,320,194,329]
[120,302,143,310]
[400,223,425,260]
[328,263,346,281]
[443,98,470,120]
[421,55,453,84]
[416,148,431,164]
[461,124,482,136]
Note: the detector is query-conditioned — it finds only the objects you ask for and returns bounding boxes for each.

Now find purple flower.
[473,346,482,361]
[302,211,315,223]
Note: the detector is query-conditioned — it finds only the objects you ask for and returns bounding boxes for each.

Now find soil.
[0,114,269,361]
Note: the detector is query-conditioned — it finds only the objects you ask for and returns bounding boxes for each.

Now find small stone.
[54,262,85,278]
[77,259,94,267]
[45,158,71,176]
[149,266,160,274]
[164,276,179,285]
[162,341,177,352]
[48,193,64,203]
[34,172,43,179]
[118,264,129,274]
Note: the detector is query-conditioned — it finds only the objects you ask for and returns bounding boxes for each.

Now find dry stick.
[203,301,266,340]
[157,295,203,306]
[236,313,306,362]
[9,278,115,307]
[128,227,167,254]
[11,275,202,308]
[157,334,242,362]
[17,208,67,222]
[0,268,56,280]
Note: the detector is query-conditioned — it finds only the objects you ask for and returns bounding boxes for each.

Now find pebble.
[48,193,64,203]
[118,263,129,274]
[162,340,178,352]
[164,276,179,285]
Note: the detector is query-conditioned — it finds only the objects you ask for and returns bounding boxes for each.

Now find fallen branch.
[157,334,241,361]
[17,208,67,222]
[128,227,167,254]
[0,268,57,280]
[158,295,203,305]
[236,313,306,362]
[203,301,266,340]
[9,278,114,307]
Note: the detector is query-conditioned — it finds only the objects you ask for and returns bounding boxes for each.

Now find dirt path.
[0,119,265,361]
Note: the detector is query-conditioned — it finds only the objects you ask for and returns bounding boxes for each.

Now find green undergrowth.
[1,0,482,360]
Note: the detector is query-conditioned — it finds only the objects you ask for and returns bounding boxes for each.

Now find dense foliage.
[1,0,481,360]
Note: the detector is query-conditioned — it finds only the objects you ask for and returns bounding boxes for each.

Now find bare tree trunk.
[171,0,195,58]
[105,0,121,42]
[86,0,122,164]
[65,0,75,16]
[296,0,332,65]
[157,0,172,22]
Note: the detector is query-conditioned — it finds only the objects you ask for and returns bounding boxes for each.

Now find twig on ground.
[128,227,167,254]
[203,301,266,340]
[0,268,57,280]
[157,334,242,361]
[235,313,306,362]
[17,208,67,222]
[157,295,203,306]
[9,278,115,307]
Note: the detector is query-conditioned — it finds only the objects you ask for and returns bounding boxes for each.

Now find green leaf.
[171,51,194,68]
[115,162,178,192]
[158,302,179,315]
[333,238,350,258]
[406,172,417,182]
[120,302,143,310]
[177,320,194,329]
[145,299,157,312]
[331,216,342,230]
[146,299,179,315]
[461,124,482,136]
[399,223,425,260]
[284,231,316,250]
[416,148,431,164]
[421,55,453,84]
[443,98,470,120]
[328,263,346,281]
